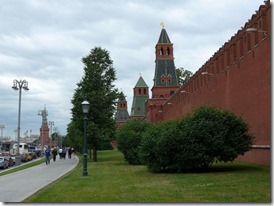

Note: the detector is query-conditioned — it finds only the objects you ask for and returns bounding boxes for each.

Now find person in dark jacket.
[68,147,72,159]
[51,148,58,161]
[62,148,66,159]
[45,148,51,165]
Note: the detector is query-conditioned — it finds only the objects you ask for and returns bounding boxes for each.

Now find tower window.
[167,47,170,55]
[167,74,172,82]
[144,88,146,95]
[161,74,166,83]
[138,88,141,95]
[160,47,164,56]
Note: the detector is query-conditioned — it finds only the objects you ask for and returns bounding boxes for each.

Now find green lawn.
[24,149,270,203]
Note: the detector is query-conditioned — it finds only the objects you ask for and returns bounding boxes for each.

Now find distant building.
[39,107,49,147]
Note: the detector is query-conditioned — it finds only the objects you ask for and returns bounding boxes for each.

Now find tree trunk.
[89,148,92,159]
[93,146,97,161]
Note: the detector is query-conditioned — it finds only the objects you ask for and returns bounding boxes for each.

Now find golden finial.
[160,22,165,29]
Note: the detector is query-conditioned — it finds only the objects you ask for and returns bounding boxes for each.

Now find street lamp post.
[81,99,90,176]
[49,121,54,149]
[12,79,29,166]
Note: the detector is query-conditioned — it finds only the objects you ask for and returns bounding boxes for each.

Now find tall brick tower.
[115,91,130,127]
[152,23,179,98]
[146,24,180,122]
[130,76,149,120]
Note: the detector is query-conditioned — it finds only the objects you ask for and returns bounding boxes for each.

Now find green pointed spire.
[135,76,148,88]
[158,28,171,44]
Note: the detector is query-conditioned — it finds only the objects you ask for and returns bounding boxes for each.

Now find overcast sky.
[0,0,267,139]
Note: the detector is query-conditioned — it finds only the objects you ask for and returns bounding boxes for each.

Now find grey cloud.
[0,0,264,138]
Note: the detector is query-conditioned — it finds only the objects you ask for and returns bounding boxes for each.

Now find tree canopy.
[176,67,193,85]
[67,47,119,161]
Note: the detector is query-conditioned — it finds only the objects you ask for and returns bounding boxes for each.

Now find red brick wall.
[149,1,271,165]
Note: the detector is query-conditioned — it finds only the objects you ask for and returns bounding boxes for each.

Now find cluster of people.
[44,147,75,164]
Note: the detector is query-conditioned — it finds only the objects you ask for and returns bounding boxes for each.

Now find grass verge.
[0,158,46,176]
[24,149,270,203]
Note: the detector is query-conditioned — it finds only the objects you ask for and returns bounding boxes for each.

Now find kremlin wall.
[116,0,271,165]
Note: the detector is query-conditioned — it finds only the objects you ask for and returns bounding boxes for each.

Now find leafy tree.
[65,122,82,152]
[117,91,126,100]
[69,47,119,161]
[176,67,193,85]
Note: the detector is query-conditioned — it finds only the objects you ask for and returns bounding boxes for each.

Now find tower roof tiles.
[134,76,148,88]
[157,28,171,44]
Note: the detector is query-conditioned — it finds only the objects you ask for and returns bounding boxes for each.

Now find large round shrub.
[174,106,254,171]
[116,120,152,164]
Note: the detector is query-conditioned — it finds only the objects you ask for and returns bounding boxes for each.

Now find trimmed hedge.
[117,106,254,173]
[116,120,152,164]
[139,120,179,172]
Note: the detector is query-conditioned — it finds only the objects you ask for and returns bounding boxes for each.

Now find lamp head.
[22,81,29,91]
[81,100,90,114]
[246,28,257,32]
[201,72,209,75]
[12,80,19,90]
[181,90,192,94]
[246,27,267,35]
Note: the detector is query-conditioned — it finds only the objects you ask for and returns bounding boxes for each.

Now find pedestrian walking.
[45,148,51,165]
[62,148,66,159]
[58,148,63,159]
[71,147,75,159]
[51,147,58,161]
[68,147,72,159]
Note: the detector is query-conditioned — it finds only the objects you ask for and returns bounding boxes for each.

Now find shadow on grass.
[122,161,268,174]
[162,162,268,174]
[79,150,269,174]
[208,162,268,173]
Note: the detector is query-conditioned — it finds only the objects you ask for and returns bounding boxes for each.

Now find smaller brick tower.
[39,106,49,147]
[115,91,130,127]
[130,76,149,120]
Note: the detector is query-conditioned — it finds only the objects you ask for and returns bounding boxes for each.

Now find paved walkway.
[0,155,79,202]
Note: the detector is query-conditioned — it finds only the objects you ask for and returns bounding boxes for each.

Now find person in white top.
[58,148,63,159]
